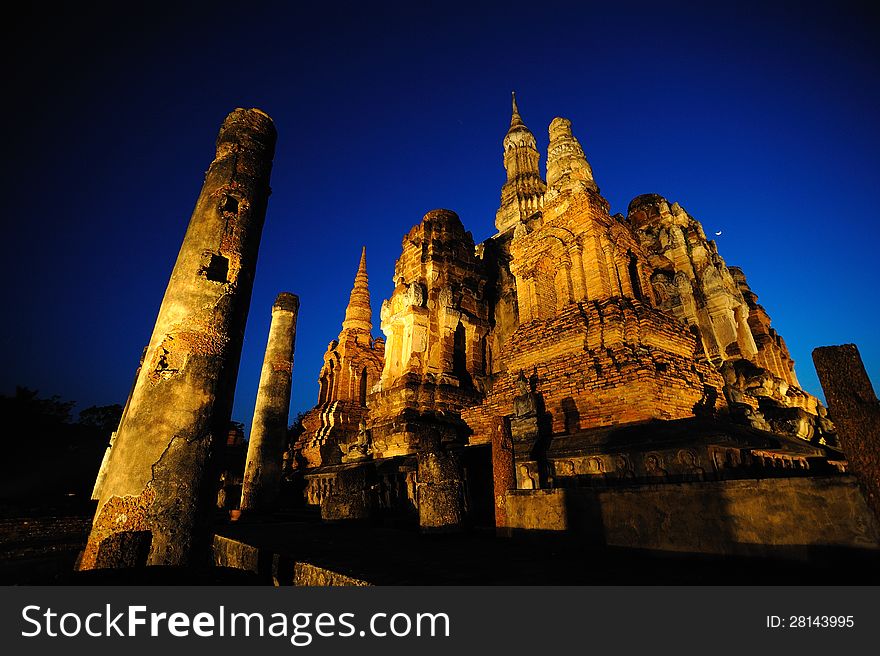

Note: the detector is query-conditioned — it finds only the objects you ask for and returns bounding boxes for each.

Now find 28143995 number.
[766,616,854,628]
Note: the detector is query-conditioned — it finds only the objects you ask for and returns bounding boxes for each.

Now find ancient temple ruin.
[291,94,877,551]
[81,99,877,574]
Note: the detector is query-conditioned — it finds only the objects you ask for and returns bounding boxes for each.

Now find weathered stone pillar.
[813,344,880,523]
[79,108,277,570]
[491,416,516,534]
[321,466,378,521]
[416,428,465,533]
[240,292,300,511]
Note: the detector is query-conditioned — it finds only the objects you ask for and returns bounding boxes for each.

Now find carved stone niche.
[516,462,540,490]
[404,282,426,308]
[643,453,667,479]
[340,420,373,463]
[512,371,538,418]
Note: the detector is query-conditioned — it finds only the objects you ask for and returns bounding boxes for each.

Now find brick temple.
[286,95,875,550]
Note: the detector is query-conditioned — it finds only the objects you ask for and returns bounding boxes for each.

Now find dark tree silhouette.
[0,388,112,503]
[78,404,124,435]
[1,386,75,431]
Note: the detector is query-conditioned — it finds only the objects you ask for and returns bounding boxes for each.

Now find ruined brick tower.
[368,209,491,456]
[297,248,384,467]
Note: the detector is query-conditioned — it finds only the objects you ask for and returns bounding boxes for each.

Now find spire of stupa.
[510,91,525,129]
[340,246,372,336]
[545,116,598,198]
[496,92,547,233]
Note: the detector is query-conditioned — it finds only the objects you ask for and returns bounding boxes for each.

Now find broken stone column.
[79,108,277,570]
[491,416,516,535]
[240,292,300,512]
[417,430,465,533]
[813,344,880,523]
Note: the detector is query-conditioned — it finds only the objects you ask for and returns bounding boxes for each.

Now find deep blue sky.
[4,1,879,433]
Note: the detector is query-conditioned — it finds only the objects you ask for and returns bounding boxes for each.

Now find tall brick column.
[812,344,880,523]
[80,108,277,570]
[491,416,516,534]
[241,292,299,512]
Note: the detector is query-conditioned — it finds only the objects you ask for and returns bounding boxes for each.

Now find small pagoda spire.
[340,246,372,336]
[510,91,524,128]
[356,245,367,276]
[496,92,547,233]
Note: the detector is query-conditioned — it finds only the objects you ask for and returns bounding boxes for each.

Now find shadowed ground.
[212,508,880,585]
[3,503,878,585]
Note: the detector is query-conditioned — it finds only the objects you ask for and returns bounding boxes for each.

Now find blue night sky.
[5,1,879,434]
